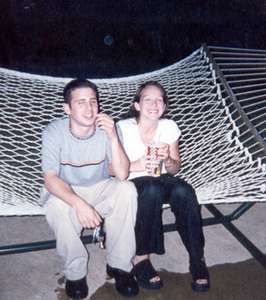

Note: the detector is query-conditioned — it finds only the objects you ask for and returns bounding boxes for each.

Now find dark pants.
[131,174,206,278]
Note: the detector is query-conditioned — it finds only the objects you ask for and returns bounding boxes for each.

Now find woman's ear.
[134,102,140,111]
[63,103,71,115]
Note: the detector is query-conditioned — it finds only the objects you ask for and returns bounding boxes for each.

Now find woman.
[117,81,210,292]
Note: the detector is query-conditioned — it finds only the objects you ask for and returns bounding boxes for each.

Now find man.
[41,79,139,299]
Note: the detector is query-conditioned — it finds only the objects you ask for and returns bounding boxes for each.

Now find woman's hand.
[158,143,170,160]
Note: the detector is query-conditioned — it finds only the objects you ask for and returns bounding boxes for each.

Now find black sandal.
[132,259,163,290]
[191,278,210,292]
[190,260,210,292]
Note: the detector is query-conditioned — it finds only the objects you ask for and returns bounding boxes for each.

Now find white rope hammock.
[0,46,265,216]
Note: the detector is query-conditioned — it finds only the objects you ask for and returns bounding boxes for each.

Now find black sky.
[0,0,266,78]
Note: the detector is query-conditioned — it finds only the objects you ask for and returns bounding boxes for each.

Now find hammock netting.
[0,46,265,216]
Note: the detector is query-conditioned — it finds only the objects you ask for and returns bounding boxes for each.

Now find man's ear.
[134,102,140,111]
[63,103,71,115]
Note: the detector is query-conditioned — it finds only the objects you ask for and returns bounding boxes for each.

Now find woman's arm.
[159,140,181,175]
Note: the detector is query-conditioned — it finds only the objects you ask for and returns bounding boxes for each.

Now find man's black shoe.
[65,276,88,299]
[106,264,139,297]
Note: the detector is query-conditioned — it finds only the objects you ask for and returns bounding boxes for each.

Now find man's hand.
[73,199,102,229]
[96,113,116,140]
[44,172,103,228]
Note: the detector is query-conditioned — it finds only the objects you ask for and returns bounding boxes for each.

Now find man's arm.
[44,170,102,228]
[96,113,129,179]
[129,156,146,172]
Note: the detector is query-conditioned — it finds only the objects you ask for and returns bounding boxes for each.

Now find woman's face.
[134,85,166,121]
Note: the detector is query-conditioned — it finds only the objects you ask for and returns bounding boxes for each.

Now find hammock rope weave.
[0,46,265,216]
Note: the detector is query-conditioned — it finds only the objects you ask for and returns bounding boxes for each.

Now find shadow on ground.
[89,259,266,300]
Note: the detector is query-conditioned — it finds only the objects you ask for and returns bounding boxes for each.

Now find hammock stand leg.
[0,231,94,256]
[1,203,265,269]
[164,202,266,268]
[204,203,266,269]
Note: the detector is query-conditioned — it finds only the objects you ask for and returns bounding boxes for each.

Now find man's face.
[64,87,99,128]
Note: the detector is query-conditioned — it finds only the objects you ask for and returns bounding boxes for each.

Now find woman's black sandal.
[132,259,163,289]
[190,261,210,292]
[191,278,210,292]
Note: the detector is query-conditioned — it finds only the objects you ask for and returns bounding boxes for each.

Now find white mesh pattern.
[0,47,265,216]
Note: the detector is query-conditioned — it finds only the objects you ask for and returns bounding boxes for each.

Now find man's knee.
[117,180,137,198]
[44,197,70,227]
[114,180,138,214]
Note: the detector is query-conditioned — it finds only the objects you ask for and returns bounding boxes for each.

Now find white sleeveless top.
[117,118,181,179]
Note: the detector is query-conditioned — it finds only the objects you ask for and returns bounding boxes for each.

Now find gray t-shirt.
[41,117,111,187]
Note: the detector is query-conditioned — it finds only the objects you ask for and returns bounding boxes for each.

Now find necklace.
[69,126,96,141]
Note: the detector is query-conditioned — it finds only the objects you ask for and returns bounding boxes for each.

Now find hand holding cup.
[145,143,164,177]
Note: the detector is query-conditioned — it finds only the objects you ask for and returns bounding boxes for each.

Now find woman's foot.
[132,256,163,289]
[191,278,210,292]
[190,259,210,292]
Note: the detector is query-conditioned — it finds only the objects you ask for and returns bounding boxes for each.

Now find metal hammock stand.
[0,45,265,268]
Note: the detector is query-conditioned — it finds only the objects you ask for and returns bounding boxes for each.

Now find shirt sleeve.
[41,123,61,174]
[116,122,123,145]
[159,119,181,144]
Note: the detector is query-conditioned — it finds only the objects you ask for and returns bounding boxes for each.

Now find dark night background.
[0,0,266,78]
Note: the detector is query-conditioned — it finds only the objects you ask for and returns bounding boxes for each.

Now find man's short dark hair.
[63,79,99,105]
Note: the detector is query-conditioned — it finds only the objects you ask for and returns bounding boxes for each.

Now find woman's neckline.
[137,121,159,146]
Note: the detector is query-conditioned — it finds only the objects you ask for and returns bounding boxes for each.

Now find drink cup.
[146,144,163,177]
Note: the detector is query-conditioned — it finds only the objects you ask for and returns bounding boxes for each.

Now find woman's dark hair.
[125,81,168,120]
[63,78,99,105]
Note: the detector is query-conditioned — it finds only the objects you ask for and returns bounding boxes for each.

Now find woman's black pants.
[131,174,206,277]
